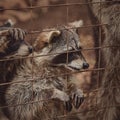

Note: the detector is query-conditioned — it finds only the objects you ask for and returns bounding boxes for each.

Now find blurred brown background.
[0,0,96,91]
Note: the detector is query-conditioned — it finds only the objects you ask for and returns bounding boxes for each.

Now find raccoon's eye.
[50,36,57,44]
[78,46,82,50]
[44,42,49,46]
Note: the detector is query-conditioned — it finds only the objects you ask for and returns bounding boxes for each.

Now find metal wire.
[0,1,119,11]
[0,66,119,87]
[0,0,119,119]
[0,45,120,61]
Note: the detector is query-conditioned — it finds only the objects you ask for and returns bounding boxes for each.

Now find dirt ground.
[0,0,96,91]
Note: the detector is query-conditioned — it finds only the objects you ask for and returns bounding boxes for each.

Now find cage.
[0,0,119,120]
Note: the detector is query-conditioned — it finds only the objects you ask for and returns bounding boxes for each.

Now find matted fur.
[0,23,32,120]
[81,1,120,120]
[1,24,89,120]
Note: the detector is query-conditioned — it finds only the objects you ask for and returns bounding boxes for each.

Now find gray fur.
[84,1,120,120]
[0,24,32,120]
[1,27,88,120]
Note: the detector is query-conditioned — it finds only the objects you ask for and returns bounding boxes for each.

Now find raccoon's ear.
[68,20,83,34]
[47,30,61,43]
[34,30,61,51]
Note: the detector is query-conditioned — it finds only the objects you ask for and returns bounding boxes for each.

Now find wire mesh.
[0,0,119,119]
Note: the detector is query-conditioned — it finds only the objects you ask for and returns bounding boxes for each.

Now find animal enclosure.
[0,0,119,120]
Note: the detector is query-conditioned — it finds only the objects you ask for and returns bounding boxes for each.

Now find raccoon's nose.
[28,46,33,53]
[83,62,89,69]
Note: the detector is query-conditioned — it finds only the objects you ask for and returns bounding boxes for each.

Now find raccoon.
[85,1,120,120]
[0,20,33,120]
[2,23,89,120]
[0,20,33,59]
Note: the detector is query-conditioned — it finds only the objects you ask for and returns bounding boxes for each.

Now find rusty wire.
[0,45,120,62]
[95,1,102,118]
[0,0,120,119]
[0,66,119,88]
[0,1,119,11]
[0,95,120,113]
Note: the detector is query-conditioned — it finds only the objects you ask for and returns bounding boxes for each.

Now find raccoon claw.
[71,89,84,109]
[74,95,84,109]
[64,100,72,112]
[52,89,73,112]
[8,28,26,41]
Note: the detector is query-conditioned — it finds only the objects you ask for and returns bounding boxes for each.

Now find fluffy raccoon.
[85,1,120,120]
[3,24,89,120]
[0,20,33,120]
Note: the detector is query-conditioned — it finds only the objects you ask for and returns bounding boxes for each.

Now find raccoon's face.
[34,26,89,71]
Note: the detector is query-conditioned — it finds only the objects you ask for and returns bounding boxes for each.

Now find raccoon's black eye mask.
[51,51,79,64]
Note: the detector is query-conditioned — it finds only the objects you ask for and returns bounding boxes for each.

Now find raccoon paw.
[64,99,72,112]
[57,92,72,112]
[71,89,84,109]
[52,89,72,112]
[8,28,26,41]
[56,91,72,112]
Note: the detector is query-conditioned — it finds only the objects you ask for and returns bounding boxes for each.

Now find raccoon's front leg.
[52,88,72,112]
[68,84,84,109]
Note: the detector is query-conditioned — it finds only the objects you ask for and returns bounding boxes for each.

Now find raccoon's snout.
[83,62,89,69]
[51,51,89,71]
